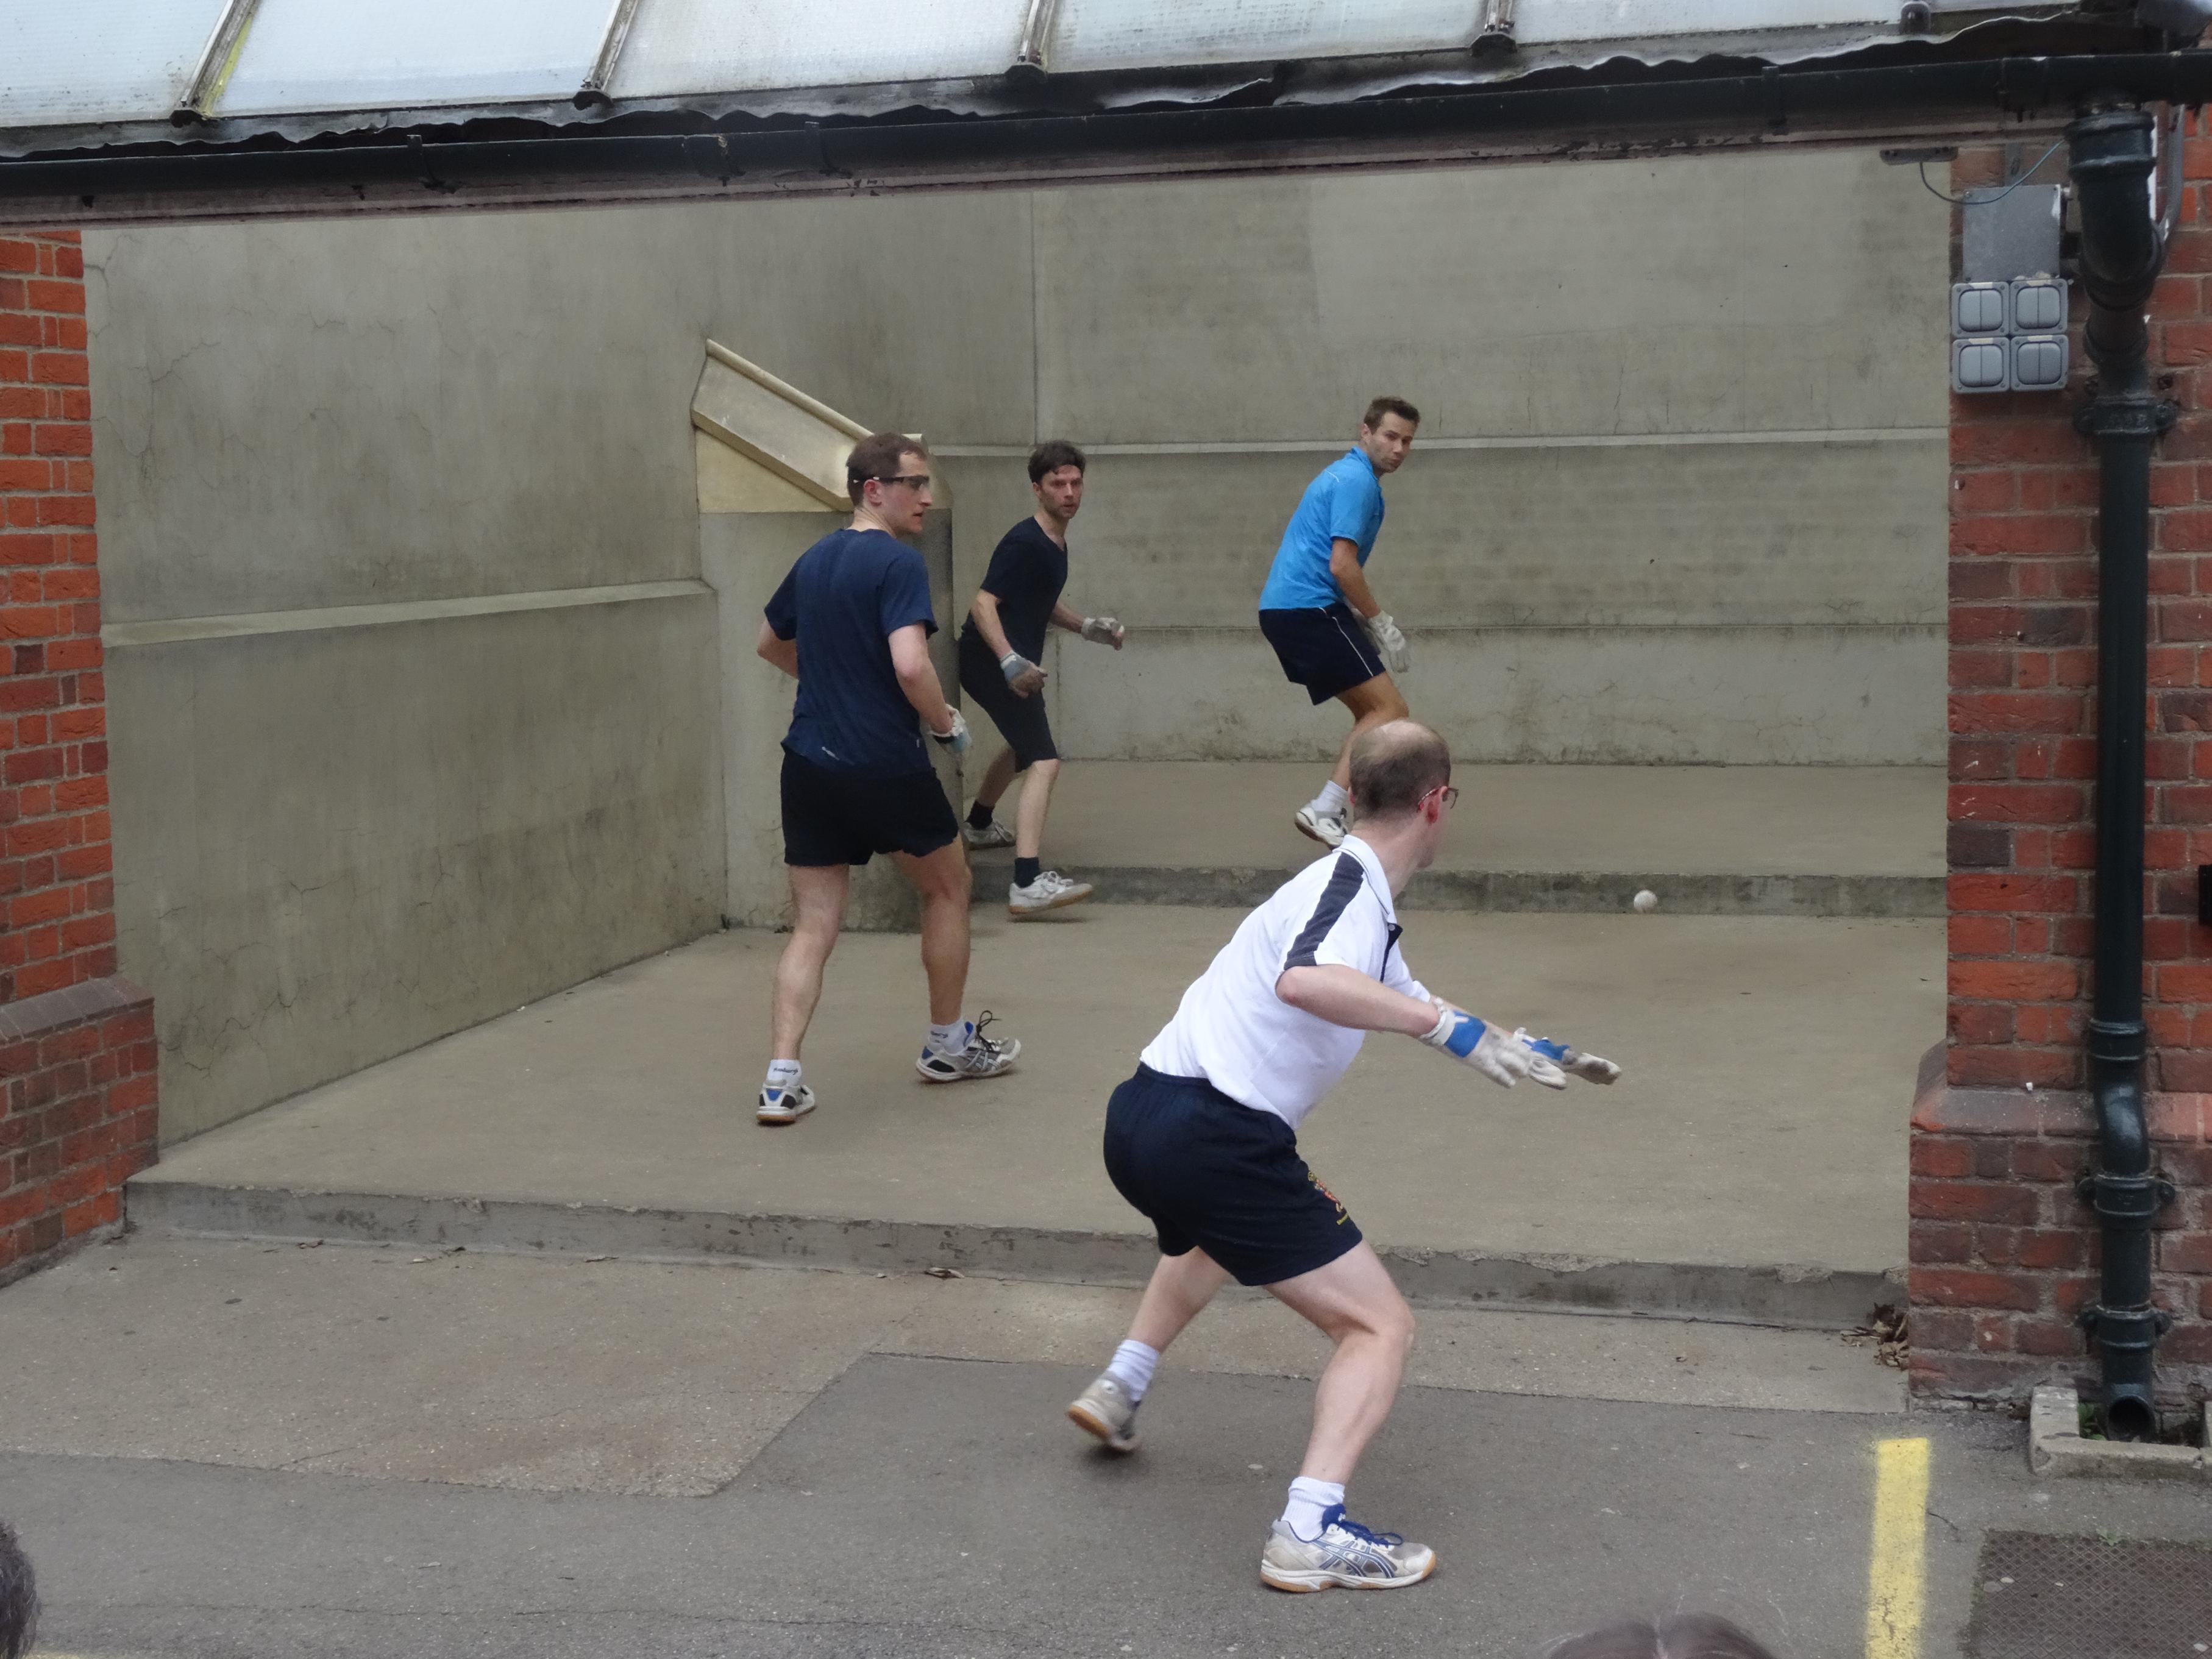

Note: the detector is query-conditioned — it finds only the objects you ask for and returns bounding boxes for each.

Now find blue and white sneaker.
[1260,1505,1435,1593]
[756,1082,816,1125]
[914,1013,1020,1083]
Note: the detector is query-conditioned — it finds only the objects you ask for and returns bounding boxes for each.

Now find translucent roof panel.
[1051,0,1474,74]
[0,0,230,127]
[608,0,1026,100]
[214,0,613,117]
[1515,0,1900,45]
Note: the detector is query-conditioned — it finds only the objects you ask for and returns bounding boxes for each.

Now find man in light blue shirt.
[1257,397,1419,847]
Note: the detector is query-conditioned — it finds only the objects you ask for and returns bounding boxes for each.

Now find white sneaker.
[1065,1373,1141,1452]
[1261,1507,1435,1593]
[1009,869,1094,917]
[915,1014,1021,1082]
[756,1082,816,1125]
[1294,806,1348,848]
[961,819,1017,850]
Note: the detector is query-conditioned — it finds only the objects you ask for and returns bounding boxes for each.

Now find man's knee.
[916,848,972,902]
[1028,757,1061,784]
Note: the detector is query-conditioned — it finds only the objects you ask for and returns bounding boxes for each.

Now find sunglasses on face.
[870,474,932,492]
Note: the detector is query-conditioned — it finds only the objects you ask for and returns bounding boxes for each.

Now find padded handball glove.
[1418,1005,1537,1089]
[929,708,972,755]
[1364,611,1411,676]
[999,652,1047,697]
[1513,1028,1622,1087]
[1081,616,1126,648]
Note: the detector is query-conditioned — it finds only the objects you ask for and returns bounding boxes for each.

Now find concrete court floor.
[984,761,1943,877]
[4,1237,2207,1659]
[140,904,1941,1283]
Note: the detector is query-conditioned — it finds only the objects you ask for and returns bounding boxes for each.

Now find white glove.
[1418,1005,1537,1089]
[1513,1028,1622,1087]
[929,708,971,755]
[999,652,1046,697]
[1364,611,1410,676]
[1081,616,1126,648]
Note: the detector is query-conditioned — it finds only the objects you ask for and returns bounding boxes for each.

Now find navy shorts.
[1102,1064,1362,1287]
[1259,602,1386,705]
[780,748,959,867]
[957,628,1058,770]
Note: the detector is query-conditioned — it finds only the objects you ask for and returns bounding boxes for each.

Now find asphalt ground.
[5,1238,2211,1659]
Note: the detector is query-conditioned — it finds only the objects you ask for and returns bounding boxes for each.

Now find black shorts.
[1101,1064,1362,1287]
[780,748,959,867]
[957,629,1059,770]
[1259,602,1386,705]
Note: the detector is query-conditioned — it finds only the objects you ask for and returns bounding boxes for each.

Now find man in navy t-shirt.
[752,432,1021,1126]
[957,439,1125,917]
[1256,397,1420,849]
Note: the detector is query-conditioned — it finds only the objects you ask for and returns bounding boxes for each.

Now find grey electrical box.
[2011,334,2069,391]
[1961,183,2064,283]
[1953,337,2010,393]
[1953,282,2008,334]
[2010,277,2067,334]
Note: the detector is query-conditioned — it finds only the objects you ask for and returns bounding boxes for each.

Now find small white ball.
[1632,889,1659,913]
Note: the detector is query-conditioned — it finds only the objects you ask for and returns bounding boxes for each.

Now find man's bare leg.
[1328,673,1410,792]
[1069,1248,1231,1449]
[1013,756,1060,861]
[1266,1242,1416,1484]
[971,745,1019,818]
[890,840,972,1026]
[1130,1247,1232,1351]
[769,864,851,1060]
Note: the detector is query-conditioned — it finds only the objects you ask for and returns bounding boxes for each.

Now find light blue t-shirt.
[1258,449,1385,611]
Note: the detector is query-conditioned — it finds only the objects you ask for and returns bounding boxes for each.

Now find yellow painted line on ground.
[1865,1436,1931,1659]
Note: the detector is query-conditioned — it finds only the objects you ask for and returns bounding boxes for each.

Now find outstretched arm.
[1052,599,1125,648]
[1275,964,1436,1037]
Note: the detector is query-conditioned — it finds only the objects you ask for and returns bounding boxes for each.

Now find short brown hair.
[1028,439,1087,484]
[845,432,931,505]
[1348,719,1451,820]
[1362,396,1420,432]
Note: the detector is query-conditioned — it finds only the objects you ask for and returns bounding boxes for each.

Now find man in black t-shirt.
[958,440,1125,916]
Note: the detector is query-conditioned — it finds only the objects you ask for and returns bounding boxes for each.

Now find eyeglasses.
[869,473,933,492]
[1425,784,1460,810]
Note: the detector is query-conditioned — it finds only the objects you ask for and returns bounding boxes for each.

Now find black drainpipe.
[2068,104,2179,1441]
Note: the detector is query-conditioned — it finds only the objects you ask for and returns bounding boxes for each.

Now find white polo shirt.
[1140,835,1431,1130]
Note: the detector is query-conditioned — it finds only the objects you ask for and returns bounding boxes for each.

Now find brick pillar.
[1916,127,2212,1401]
[0,230,155,1284]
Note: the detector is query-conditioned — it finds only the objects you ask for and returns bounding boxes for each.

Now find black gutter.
[2069,104,2180,1442]
[4,51,2212,213]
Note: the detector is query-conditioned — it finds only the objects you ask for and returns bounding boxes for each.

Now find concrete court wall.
[85,216,728,1142]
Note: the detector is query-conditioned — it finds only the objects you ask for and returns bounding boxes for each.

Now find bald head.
[1348,719,1451,822]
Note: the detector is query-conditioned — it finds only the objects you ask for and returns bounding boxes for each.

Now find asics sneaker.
[1260,1506,1435,1593]
[1293,806,1348,848]
[961,819,1017,850]
[1009,869,1095,917]
[1065,1373,1141,1452]
[915,1013,1021,1083]
[755,1082,816,1126]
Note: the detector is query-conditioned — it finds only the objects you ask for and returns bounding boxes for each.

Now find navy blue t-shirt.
[958,517,1069,663]
[764,527,938,777]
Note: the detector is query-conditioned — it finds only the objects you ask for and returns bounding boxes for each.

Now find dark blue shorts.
[956,627,1058,770]
[1102,1064,1362,1287]
[780,748,958,867]
[1259,602,1386,705]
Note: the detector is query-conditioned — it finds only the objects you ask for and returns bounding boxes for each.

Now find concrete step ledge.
[127,1177,1899,1330]
[983,865,1942,918]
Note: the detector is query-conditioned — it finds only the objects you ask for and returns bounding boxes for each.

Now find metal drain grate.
[1965,1532,2212,1659]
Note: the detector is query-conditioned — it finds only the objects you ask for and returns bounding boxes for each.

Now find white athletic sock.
[1307,779,1348,818]
[765,1059,802,1089]
[927,1019,970,1056]
[1104,1338,1159,1401]
[1281,1477,1346,1541]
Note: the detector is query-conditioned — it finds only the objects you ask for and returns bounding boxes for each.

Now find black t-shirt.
[962,517,1069,664]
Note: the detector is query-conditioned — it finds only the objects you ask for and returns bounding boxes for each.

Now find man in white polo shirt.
[1064,720,1620,1593]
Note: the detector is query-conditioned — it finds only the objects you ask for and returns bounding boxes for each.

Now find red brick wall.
[1,230,110,1004]
[0,976,154,1284]
[0,230,153,1277]
[1919,126,2212,1401]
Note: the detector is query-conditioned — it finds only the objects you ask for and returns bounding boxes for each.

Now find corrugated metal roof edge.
[0,10,2141,162]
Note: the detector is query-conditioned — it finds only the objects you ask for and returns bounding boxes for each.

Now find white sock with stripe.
[1282,1476,1346,1540]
